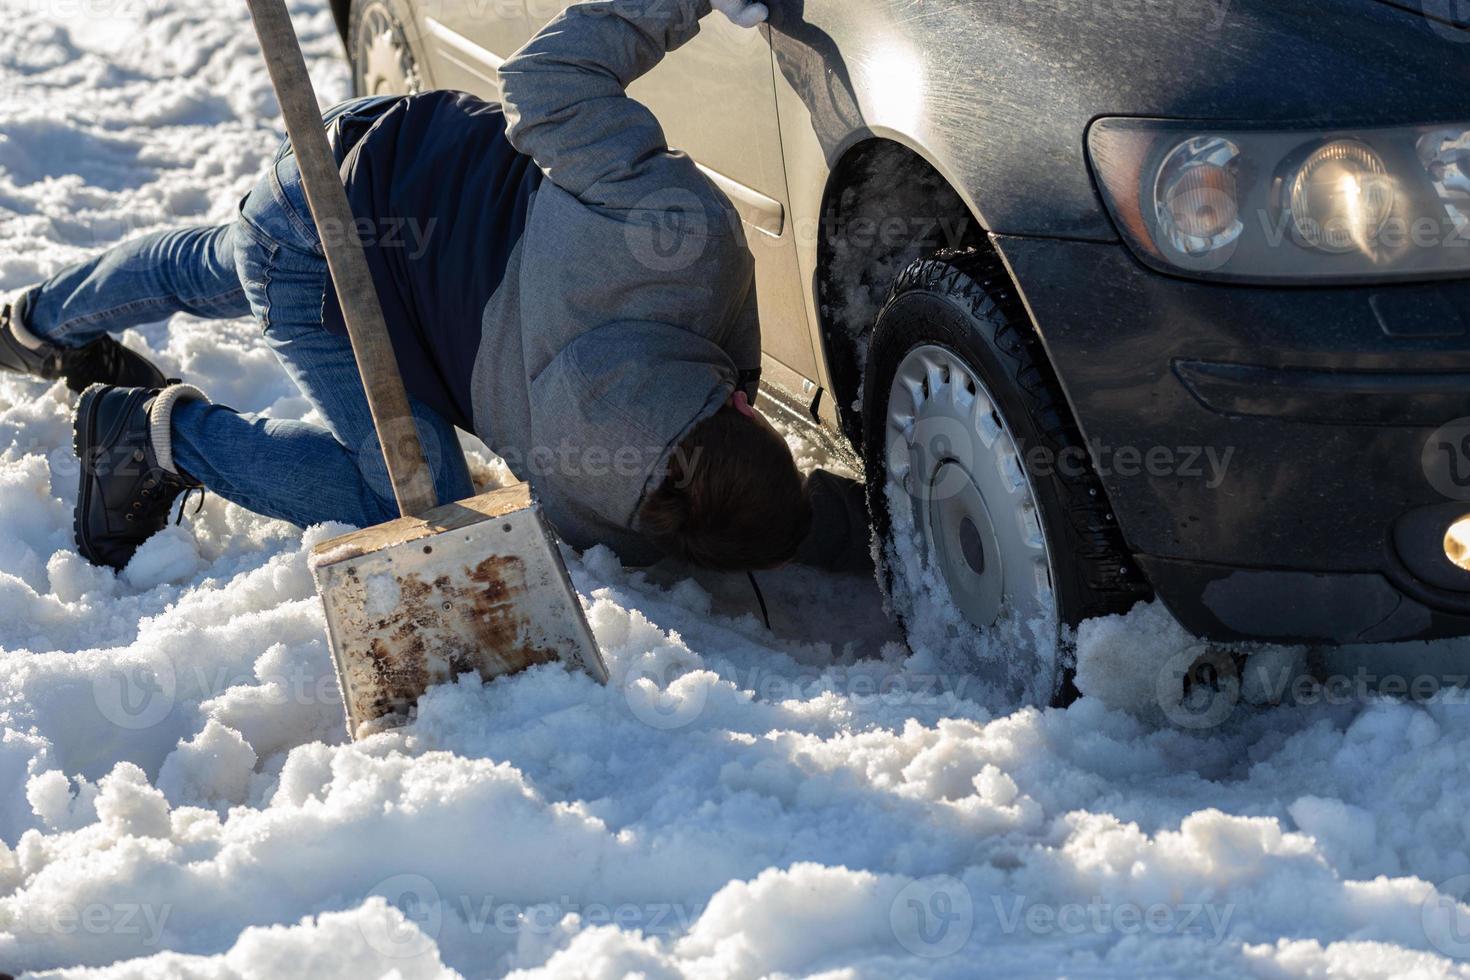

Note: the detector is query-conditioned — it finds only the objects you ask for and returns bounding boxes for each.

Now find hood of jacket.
[526,319,737,535]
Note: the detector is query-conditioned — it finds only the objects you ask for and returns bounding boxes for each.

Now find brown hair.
[639,404,811,571]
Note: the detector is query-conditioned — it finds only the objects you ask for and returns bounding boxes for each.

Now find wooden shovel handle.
[244,0,438,518]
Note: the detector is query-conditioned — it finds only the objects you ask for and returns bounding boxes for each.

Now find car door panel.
[417,0,534,98]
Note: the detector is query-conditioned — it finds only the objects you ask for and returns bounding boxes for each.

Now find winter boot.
[2,299,169,392]
[73,383,207,570]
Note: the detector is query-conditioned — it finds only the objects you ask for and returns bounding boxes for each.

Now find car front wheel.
[862,248,1146,707]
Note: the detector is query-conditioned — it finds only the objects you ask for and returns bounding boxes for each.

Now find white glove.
[711,0,769,28]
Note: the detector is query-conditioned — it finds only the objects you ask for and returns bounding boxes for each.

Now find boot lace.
[175,487,205,525]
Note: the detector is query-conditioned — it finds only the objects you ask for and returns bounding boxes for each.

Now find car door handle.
[697,163,786,239]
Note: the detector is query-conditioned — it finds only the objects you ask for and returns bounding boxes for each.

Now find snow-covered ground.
[5,1,1470,976]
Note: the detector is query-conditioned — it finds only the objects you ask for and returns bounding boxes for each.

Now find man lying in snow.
[0,0,870,576]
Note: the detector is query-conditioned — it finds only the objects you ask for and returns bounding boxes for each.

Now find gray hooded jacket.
[471,0,761,566]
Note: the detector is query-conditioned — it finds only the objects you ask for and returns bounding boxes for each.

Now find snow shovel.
[244,0,608,740]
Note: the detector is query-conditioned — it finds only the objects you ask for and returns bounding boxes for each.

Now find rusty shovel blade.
[310,483,608,739]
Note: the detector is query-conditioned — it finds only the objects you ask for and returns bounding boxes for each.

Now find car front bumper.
[993,233,1470,645]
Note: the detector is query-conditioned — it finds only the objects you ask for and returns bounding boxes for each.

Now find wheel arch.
[814,135,1002,449]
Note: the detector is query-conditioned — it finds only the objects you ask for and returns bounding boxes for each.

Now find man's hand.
[711,0,769,28]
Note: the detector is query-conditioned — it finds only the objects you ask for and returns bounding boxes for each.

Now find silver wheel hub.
[356,3,422,96]
[885,345,1054,631]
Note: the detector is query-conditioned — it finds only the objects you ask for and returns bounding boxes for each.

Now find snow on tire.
[862,248,1148,709]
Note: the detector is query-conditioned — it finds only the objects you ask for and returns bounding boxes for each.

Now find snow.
[881,476,1061,711]
[5,0,1470,977]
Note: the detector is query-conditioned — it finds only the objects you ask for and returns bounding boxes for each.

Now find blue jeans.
[22,100,474,528]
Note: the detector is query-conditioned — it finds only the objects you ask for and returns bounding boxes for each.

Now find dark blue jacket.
[322,92,543,432]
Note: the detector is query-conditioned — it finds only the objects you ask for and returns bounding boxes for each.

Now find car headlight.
[1088,118,1470,283]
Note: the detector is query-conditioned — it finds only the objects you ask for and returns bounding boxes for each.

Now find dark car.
[335,0,1470,704]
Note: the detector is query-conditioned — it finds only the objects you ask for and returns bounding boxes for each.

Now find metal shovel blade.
[310,483,609,739]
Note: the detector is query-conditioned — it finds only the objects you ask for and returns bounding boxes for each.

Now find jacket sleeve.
[793,470,875,574]
[498,0,714,208]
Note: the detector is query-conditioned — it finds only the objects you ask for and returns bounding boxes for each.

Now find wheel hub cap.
[885,345,1054,631]
[929,464,1005,624]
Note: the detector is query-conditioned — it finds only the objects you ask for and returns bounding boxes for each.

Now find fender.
[769,0,1465,247]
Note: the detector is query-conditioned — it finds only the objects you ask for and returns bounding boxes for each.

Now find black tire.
[862,247,1149,705]
[348,0,430,98]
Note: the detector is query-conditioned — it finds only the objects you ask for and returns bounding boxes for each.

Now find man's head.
[639,392,811,571]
